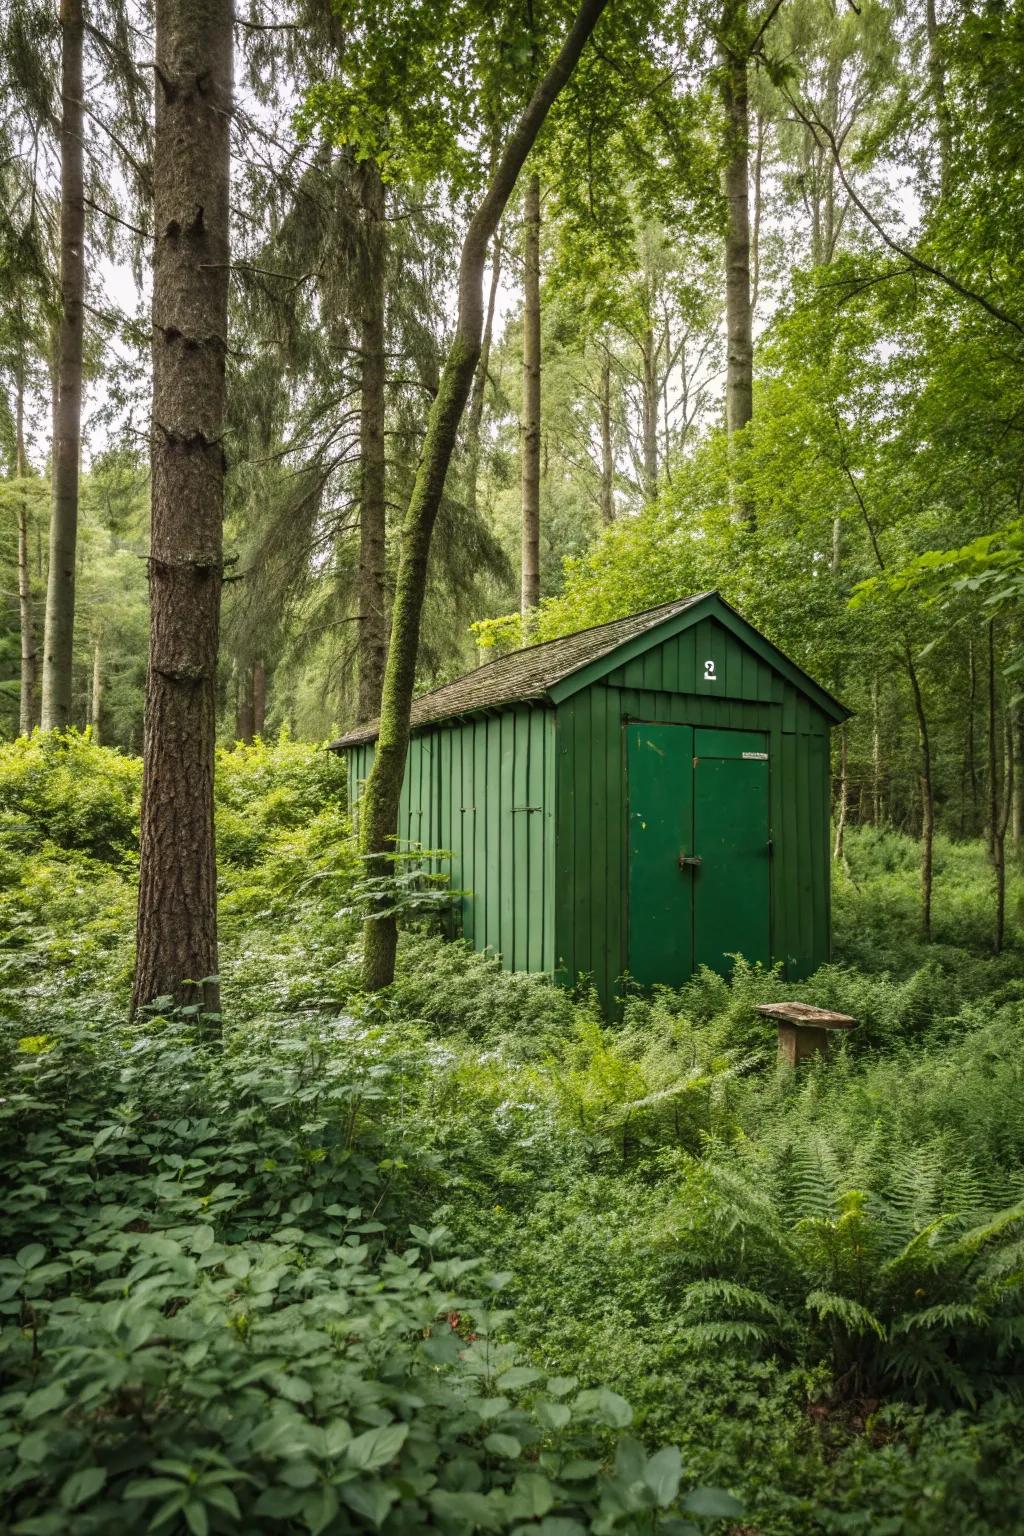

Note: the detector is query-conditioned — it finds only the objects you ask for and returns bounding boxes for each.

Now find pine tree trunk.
[359,0,611,992]
[15,376,36,735]
[132,0,233,1019]
[721,22,754,521]
[600,351,614,525]
[252,658,266,736]
[89,633,102,744]
[236,663,255,743]
[356,158,389,724]
[40,0,85,731]
[466,236,502,516]
[520,172,542,620]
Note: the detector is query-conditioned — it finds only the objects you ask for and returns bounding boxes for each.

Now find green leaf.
[644,1446,682,1506]
[536,1399,572,1430]
[484,1432,521,1458]
[60,1467,107,1509]
[16,1244,46,1271]
[682,1487,744,1519]
[340,1481,398,1528]
[497,1365,544,1390]
[345,1422,409,1471]
[23,1382,67,1420]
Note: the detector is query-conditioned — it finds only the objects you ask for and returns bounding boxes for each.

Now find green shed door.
[627,724,695,986]
[692,728,771,975]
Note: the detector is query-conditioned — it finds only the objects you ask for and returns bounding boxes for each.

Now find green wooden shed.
[335,592,849,1009]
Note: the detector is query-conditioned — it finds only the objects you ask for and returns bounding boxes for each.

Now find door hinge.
[678,853,702,869]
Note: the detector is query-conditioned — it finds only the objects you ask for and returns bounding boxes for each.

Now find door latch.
[678,853,702,869]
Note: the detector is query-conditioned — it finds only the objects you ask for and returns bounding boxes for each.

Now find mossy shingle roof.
[332,594,711,749]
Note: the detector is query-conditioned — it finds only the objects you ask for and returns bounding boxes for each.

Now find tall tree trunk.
[40,0,85,731]
[926,0,952,200]
[599,350,614,525]
[520,172,542,620]
[356,158,389,724]
[15,375,36,735]
[995,710,1014,953]
[359,0,611,992]
[721,21,753,521]
[833,723,848,862]
[987,620,997,858]
[1012,709,1024,846]
[905,647,934,940]
[466,235,502,516]
[966,634,978,833]
[89,633,102,744]
[236,663,254,743]
[132,0,233,1018]
[252,657,266,736]
[640,325,659,501]
[871,673,882,825]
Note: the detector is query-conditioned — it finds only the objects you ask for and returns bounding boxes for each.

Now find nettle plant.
[0,1009,740,1534]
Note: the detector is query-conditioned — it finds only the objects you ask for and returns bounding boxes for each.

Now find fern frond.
[805,1288,886,1340]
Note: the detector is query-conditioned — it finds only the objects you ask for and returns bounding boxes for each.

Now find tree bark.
[640,324,659,502]
[995,710,1013,953]
[252,657,266,735]
[41,0,85,731]
[356,157,389,724]
[987,620,997,858]
[872,669,884,823]
[833,723,848,862]
[466,235,502,516]
[89,633,102,744]
[520,172,542,620]
[132,0,233,1019]
[720,16,753,522]
[358,0,611,991]
[599,349,614,525]
[15,374,36,735]
[235,663,254,743]
[905,646,934,940]
[926,0,952,200]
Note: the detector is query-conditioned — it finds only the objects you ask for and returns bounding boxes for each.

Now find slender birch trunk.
[599,350,614,525]
[520,172,542,620]
[132,0,233,1018]
[41,0,85,730]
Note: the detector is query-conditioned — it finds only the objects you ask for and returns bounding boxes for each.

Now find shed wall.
[347,706,556,974]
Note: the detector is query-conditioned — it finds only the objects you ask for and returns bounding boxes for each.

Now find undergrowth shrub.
[0,1009,738,1536]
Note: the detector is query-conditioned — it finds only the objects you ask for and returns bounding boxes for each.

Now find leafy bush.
[0,1009,738,1536]
[0,730,142,862]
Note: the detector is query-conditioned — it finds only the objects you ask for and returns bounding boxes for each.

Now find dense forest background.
[3,0,1023,905]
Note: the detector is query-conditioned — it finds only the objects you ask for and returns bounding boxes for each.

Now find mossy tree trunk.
[15,372,36,735]
[132,0,233,1018]
[359,0,612,991]
[41,0,85,730]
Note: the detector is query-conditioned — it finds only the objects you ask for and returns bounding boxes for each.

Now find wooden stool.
[756,1002,856,1065]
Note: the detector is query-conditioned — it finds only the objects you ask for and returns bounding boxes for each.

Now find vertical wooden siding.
[346,707,556,973]
[555,616,833,1009]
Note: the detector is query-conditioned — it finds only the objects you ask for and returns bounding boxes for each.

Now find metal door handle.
[678,854,702,868]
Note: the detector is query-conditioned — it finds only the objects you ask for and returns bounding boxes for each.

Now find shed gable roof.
[332,591,848,749]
